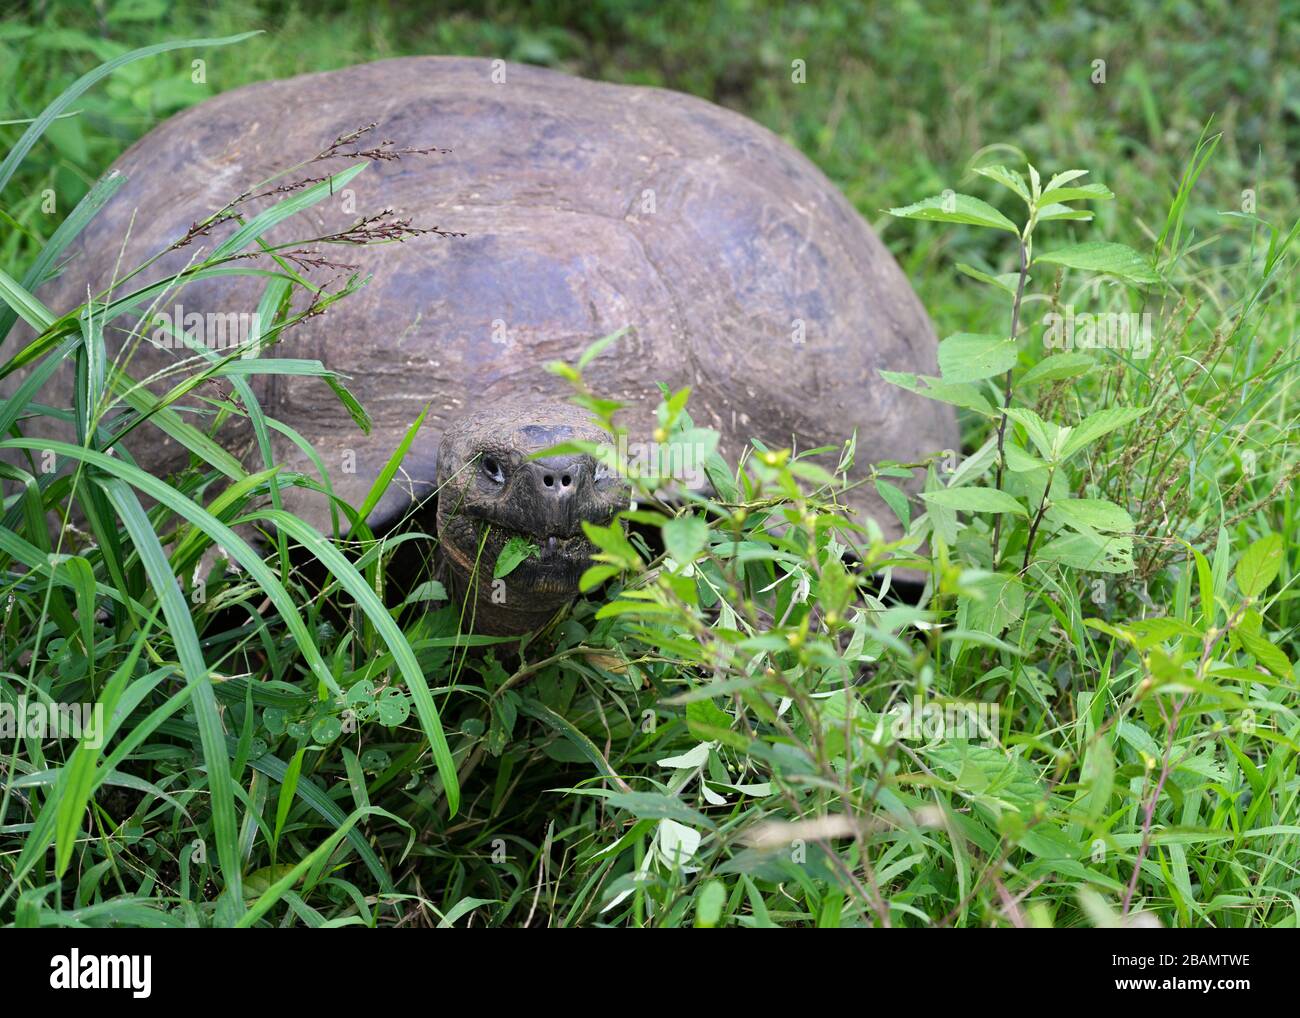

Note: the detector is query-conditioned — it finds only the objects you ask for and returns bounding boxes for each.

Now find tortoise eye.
[481,455,505,484]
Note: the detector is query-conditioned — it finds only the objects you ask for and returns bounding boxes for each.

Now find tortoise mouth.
[492,523,596,570]
[508,537,593,595]
[465,499,619,542]
[440,514,601,594]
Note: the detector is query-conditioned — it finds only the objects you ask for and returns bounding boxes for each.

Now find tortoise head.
[434,401,627,634]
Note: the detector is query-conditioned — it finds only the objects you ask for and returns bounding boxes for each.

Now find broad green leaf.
[595,598,677,619]
[956,571,1025,636]
[1036,203,1094,223]
[1004,441,1046,472]
[663,514,710,563]
[1127,617,1202,649]
[402,580,448,605]
[887,193,1019,233]
[602,790,714,828]
[1235,533,1283,598]
[788,460,838,487]
[580,564,623,592]
[875,479,911,527]
[925,743,1043,811]
[243,865,296,902]
[972,164,1030,203]
[704,449,740,502]
[937,332,1017,382]
[924,469,959,547]
[1080,740,1114,821]
[946,436,997,488]
[1035,242,1160,285]
[1037,532,1134,573]
[921,486,1027,515]
[1038,182,1114,205]
[695,879,727,928]
[1042,169,1090,193]
[494,535,541,579]
[1019,353,1095,387]
[1234,628,1291,678]
[1059,406,1147,460]
[583,517,642,570]
[879,371,996,416]
[1045,498,1134,534]
[661,427,718,484]
[955,262,1022,295]
[1003,407,1065,462]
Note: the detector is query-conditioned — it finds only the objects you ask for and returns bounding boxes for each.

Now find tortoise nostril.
[530,457,585,498]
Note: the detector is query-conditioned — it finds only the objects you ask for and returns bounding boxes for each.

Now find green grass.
[0,1,1297,927]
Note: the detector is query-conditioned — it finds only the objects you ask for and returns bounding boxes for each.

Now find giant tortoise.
[16,56,956,632]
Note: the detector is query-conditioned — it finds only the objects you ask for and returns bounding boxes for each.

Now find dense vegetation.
[0,1,1296,927]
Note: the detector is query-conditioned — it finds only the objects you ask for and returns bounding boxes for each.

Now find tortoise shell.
[21,56,956,533]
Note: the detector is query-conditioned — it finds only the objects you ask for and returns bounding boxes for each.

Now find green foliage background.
[0,1,1297,928]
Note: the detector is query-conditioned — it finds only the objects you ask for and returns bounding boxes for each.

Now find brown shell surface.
[19,56,956,533]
